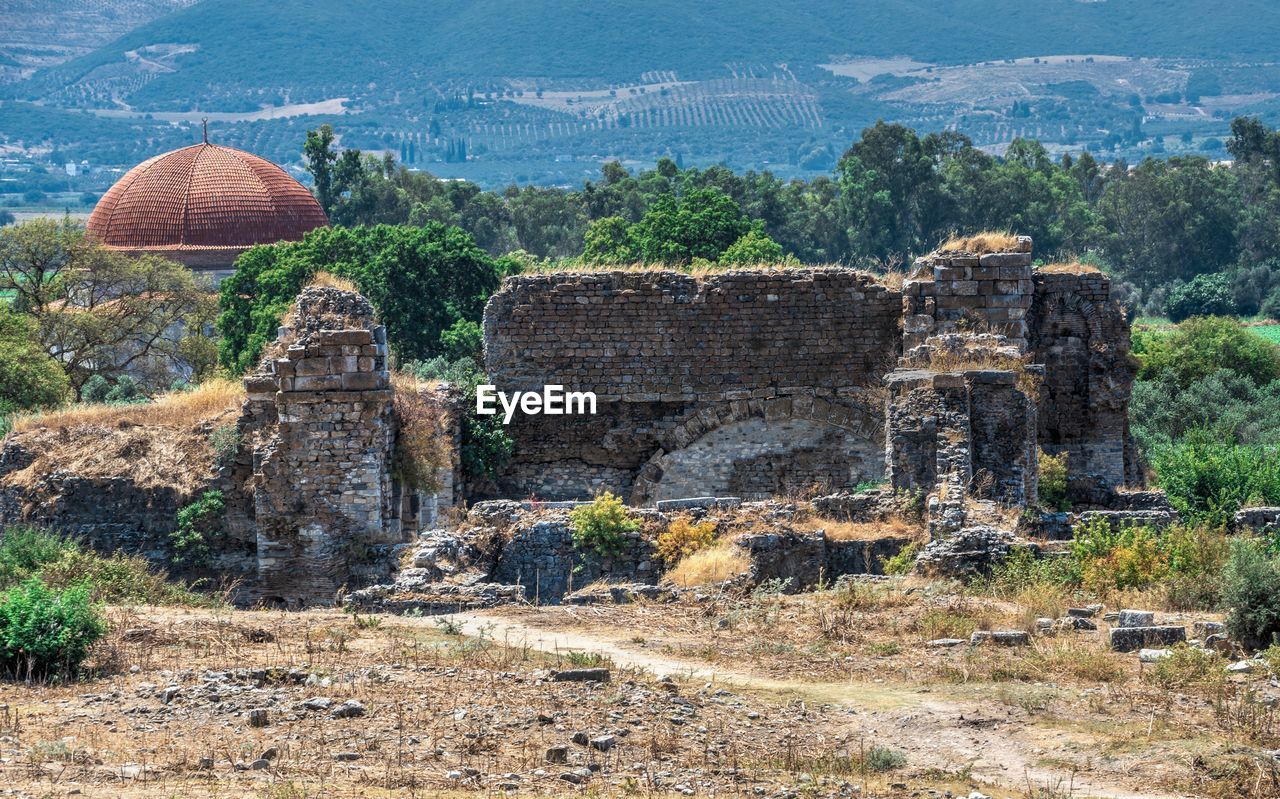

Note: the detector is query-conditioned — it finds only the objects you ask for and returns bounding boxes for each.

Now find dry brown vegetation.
[3,380,243,493]
[1038,261,1104,275]
[11,379,243,435]
[793,515,926,542]
[0,606,925,799]
[937,231,1020,254]
[664,542,751,587]
[306,270,360,293]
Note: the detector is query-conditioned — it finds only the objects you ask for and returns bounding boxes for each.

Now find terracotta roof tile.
[87,143,328,252]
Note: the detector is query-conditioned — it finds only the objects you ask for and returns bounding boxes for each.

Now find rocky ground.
[0,581,1277,799]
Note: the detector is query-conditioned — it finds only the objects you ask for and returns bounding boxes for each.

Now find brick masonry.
[481,243,1138,568]
[483,269,902,502]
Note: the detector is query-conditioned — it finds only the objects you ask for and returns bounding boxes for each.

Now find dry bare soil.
[0,580,1276,799]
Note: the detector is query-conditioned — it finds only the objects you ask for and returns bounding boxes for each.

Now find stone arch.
[629,392,884,505]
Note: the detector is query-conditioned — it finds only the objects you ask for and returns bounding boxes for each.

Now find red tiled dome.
[87,142,328,261]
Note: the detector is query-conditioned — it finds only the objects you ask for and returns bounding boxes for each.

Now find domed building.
[87,134,328,276]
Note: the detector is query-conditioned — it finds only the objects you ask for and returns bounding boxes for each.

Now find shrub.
[1222,538,1280,650]
[170,490,225,568]
[0,526,75,589]
[1144,644,1226,690]
[208,423,241,467]
[1148,429,1280,526]
[1164,273,1236,322]
[983,545,1081,596]
[81,374,147,405]
[569,492,639,557]
[881,542,920,576]
[0,579,106,680]
[1135,316,1280,388]
[655,516,717,566]
[664,542,750,588]
[1037,449,1070,511]
[862,745,906,773]
[1070,518,1168,592]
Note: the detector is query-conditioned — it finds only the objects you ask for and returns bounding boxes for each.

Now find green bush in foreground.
[0,525,213,606]
[0,579,106,680]
[570,492,639,557]
[1222,538,1280,650]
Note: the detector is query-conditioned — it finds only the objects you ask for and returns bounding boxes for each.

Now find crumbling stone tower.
[241,288,408,606]
[886,238,1137,568]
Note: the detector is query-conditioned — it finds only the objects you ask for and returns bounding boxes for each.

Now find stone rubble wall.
[482,249,1136,509]
[902,238,1035,350]
[1028,270,1138,489]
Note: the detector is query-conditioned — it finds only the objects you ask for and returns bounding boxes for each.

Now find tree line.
[304,117,1280,320]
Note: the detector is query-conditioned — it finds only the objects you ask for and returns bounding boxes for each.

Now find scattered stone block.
[1138,649,1171,663]
[969,630,1031,647]
[247,708,269,727]
[1117,609,1156,628]
[1109,626,1186,653]
[552,668,611,683]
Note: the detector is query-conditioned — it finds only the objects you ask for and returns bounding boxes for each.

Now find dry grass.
[664,542,751,587]
[3,380,243,494]
[306,270,359,292]
[937,231,1021,254]
[1039,261,1103,275]
[12,378,243,434]
[796,515,925,542]
[527,261,896,286]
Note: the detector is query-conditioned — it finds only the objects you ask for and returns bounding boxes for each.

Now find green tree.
[217,224,501,371]
[1164,272,1236,322]
[0,307,69,414]
[837,122,944,262]
[582,216,636,263]
[303,124,339,218]
[627,187,751,264]
[720,228,785,265]
[1097,156,1240,289]
[0,220,213,396]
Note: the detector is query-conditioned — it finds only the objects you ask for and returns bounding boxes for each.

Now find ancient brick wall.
[1028,270,1138,488]
[483,269,901,502]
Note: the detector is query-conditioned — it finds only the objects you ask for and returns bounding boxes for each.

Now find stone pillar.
[903,235,1034,352]
[246,288,397,606]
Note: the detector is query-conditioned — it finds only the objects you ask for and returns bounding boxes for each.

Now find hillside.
[0,0,198,83]
[24,0,1280,97]
[6,0,1280,186]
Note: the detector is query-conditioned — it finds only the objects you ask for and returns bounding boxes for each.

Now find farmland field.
[1251,323,1280,344]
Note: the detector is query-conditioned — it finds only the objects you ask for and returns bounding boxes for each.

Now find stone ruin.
[10,236,1276,605]
[480,237,1144,553]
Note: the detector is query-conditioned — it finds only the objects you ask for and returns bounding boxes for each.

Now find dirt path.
[445,610,1190,799]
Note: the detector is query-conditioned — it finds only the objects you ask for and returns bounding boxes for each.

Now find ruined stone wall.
[1028,270,1138,488]
[484,269,901,502]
